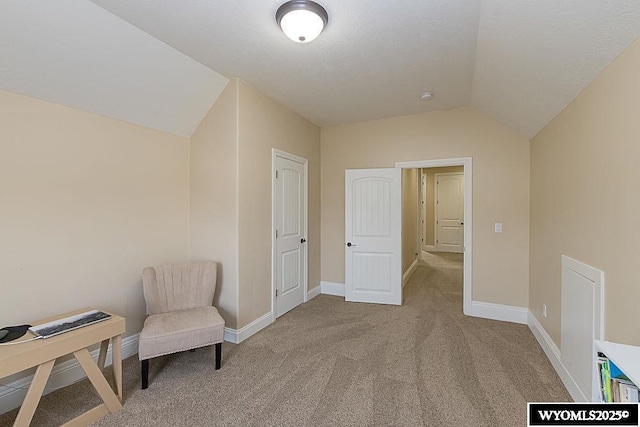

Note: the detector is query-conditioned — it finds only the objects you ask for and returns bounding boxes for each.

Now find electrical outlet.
[542,304,547,318]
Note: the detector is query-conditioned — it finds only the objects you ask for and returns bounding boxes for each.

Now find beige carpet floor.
[0,254,570,426]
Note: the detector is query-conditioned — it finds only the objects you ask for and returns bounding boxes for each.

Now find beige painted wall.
[530,38,640,347]
[189,79,320,330]
[237,80,321,328]
[321,107,530,307]
[0,89,189,337]
[402,168,419,273]
[423,166,464,247]
[189,80,239,329]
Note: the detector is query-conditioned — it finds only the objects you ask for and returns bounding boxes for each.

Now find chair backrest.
[142,261,217,315]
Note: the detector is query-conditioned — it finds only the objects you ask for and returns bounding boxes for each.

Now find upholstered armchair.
[138,261,225,389]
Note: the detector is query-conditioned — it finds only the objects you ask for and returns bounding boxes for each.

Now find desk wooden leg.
[13,359,55,427]
[97,339,110,370]
[74,349,122,413]
[111,335,123,401]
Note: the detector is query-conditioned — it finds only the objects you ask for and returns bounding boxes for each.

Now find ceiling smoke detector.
[420,92,434,101]
[276,0,328,43]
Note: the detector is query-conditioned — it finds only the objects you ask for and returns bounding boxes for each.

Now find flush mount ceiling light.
[276,0,328,43]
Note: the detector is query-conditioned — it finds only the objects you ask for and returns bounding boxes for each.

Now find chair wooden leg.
[141,359,149,389]
[215,342,222,370]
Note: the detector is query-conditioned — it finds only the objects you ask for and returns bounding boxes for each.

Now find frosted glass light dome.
[276,1,328,43]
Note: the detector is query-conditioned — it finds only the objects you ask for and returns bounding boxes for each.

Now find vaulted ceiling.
[2,1,639,138]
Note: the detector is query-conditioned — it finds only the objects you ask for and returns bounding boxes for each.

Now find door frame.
[271,149,309,319]
[396,158,472,316]
[420,171,436,252]
[415,171,422,264]
[434,172,464,253]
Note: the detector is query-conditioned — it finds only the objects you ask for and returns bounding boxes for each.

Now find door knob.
[301,238,306,243]
[347,242,356,247]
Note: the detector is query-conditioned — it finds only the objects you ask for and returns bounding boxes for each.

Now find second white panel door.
[275,154,306,318]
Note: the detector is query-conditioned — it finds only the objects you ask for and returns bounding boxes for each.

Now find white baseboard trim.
[423,245,436,252]
[224,311,274,344]
[469,301,528,324]
[320,281,345,297]
[402,259,419,288]
[0,333,139,415]
[527,311,583,402]
[307,285,321,300]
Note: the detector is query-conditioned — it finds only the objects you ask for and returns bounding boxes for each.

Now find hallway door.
[435,173,464,253]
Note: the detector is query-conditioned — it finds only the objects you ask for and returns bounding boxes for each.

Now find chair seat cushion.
[138,306,225,360]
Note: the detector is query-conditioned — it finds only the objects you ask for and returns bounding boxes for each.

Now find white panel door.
[436,173,464,253]
[345,168,402,305]
[275,155,306,318]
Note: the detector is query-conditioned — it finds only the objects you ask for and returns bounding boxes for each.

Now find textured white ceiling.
[0,0,228,137]
[472,1,640,138]
[89,0,482,128]
[2,1,639,138]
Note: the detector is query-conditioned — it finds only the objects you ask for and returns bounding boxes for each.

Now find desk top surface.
[0,308,125,377]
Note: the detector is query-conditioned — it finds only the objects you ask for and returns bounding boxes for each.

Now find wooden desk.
[0,308,126,426]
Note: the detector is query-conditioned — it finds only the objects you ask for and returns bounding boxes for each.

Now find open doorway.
[397,158,472,315]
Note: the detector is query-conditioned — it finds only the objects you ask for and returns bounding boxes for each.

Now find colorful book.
[596,359,606,402]
[597,354,638,403]
[609,359,631,382]
[611,379,621,402]
[618,380,640,403]
[601,358,612,403]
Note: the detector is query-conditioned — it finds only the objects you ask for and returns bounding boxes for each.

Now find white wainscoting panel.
[560,255,604,402]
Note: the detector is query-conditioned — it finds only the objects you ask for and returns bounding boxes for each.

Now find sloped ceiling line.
[0,0,229,137]
[1,0,639,138]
